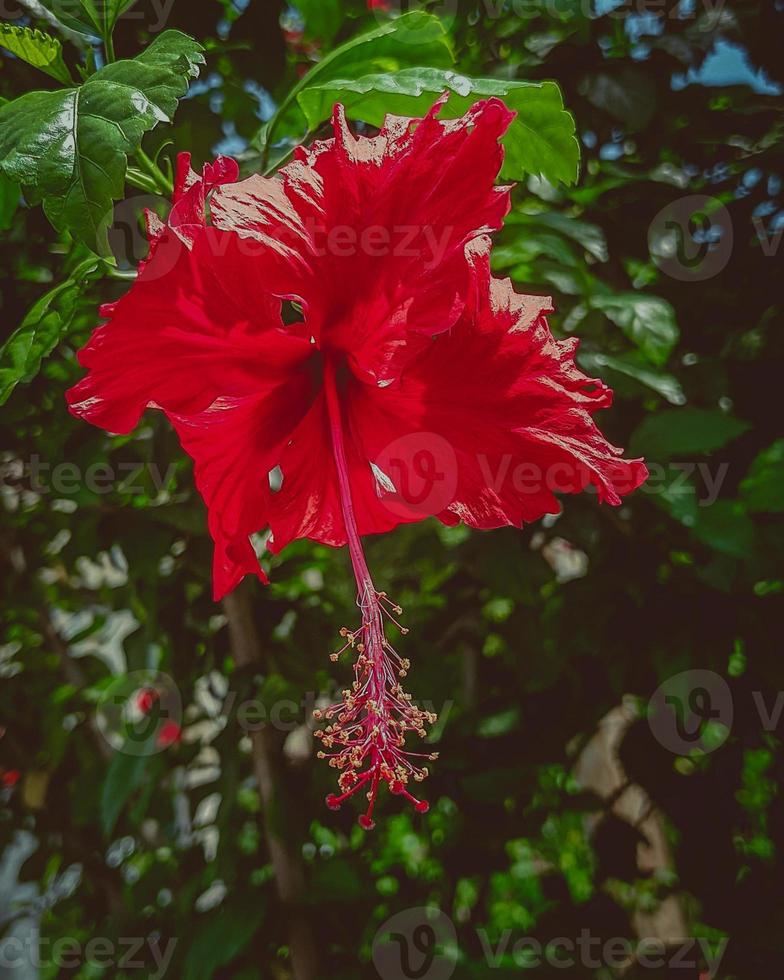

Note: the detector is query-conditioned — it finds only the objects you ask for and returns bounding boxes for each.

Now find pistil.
[317,360,436,828]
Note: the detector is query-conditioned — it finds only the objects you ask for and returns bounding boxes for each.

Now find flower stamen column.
[315,360,437,829]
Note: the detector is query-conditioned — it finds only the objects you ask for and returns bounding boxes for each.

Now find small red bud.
[136,687,158,715]
[156,721,181,748]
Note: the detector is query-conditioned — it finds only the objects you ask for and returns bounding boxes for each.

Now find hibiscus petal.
[266,390,407,554]
[169,152,240,247]
[209,159,323,305]
[265,393,342,552]
[347,238,647,531]
[67,227,312,434]
[129,153,240,285]
[67,156,318,596]
[210,98,515,383]
[169,379,312,600]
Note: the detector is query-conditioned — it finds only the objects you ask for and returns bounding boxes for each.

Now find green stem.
[106,267,139,281]
[134,148,174,196]
[104,33,116,64]
[126,169,160,195]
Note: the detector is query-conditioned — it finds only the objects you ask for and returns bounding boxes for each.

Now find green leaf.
[493,240,574,272]
[630,408,750,461]
[100,0,139,37]
[293,0,345,45]
[101,750,149,835]
[261,12,454,165]
[296,67,580,186]
[35,1,100,38]
[653,469,699,527]
[578,350,686,405]
[37,1,138,40]
[0,31,203,252]
[493,228,579,270]
[0,256,100,406]
[0,172,19,231]
[506,210,608,261]
[183,904,267,980]
[311,856,365,902]
[590,293,678,367]
[692,500,756,559]
[478,707,521,738]
[740,440,784,513]
[0,23,73,84]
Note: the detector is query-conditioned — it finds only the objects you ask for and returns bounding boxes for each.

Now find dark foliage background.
[1,1,783,978]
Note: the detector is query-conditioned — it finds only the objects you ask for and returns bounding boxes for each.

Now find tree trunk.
[223,582,318,980]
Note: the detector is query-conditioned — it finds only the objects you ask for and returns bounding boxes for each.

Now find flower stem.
[134,147,174,196]
[323,361,374,590]
[126,168,161,195]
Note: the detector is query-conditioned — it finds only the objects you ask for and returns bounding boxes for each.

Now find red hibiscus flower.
[2,769,20,788]
[67,97,647,827]
[156,720,182,749]
[135,686,159,715]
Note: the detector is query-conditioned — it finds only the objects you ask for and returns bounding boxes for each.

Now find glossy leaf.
[0,256,100,405]
[567,292,679,367]
[740,440,784,513]
[506,210,608,261]
[35,1,101,37]
[101,750,148,835]
[100,0,139,36]
[652,468,699,526]
[693,499,756,558]
[0,23,73,84]
[578,350,686,405]
[293,0,345,44]
[630,408,750,461]
[296,67,579,186]
[182,905,267,980]
[37,0,138,40]
[0,173,19,231]
[261,12,453,163]
[0,31,204,252]
[492,228,579,269]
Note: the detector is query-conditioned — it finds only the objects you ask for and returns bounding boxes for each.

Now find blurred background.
[1,1,783,977]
